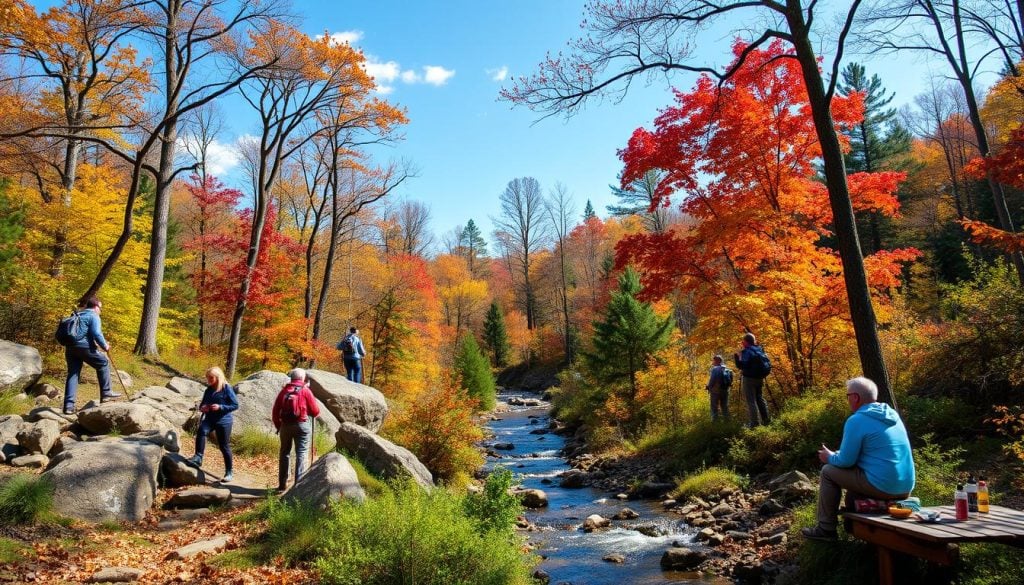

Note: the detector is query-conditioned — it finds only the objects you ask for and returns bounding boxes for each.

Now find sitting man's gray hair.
[846,376,878,402]
[288,368,307,381]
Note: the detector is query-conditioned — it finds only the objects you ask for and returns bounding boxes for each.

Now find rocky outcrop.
[768,470,815,504]
[334,422,433,487]
[77,402,174,436]
[16,418,59,455]
[306,369,388,433]
[130,386,196,428]
[0,340,42,393]
[165,377,205,399]
[43,439,163,523]
[283,452,365,508]
[232,370,342,439]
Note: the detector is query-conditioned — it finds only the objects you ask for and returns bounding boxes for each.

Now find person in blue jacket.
[63,296,121,415]
[802,376,916,541]
[337,326,367,383]
[188,366,239,482]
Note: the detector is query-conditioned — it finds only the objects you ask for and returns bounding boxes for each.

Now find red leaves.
[960,219,1024,254]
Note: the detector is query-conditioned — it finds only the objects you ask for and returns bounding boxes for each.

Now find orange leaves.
[959,219,1024,254]
[847,171,906,216]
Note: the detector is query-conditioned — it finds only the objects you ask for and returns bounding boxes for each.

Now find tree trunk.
[50,139,81,277]
[785,1,895,407]
[79,160,145,303]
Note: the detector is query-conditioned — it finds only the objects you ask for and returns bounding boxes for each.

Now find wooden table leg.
[877,545,894,585]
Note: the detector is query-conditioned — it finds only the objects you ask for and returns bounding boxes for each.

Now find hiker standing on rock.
[62,296,121,415]
[705,355,732,422]
[734,332,771,428]
[337,326,367,383]
[272,368,320,492]
[189,366,238,482]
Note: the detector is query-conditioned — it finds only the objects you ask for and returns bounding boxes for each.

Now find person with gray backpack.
[55,296,121,415]
[734,332,772,428]
[336,326,367,383]
[705,355,733,422]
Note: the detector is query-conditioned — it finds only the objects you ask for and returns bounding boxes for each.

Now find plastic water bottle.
[978,477,990,514]
[966,475,979,516]
[955,484,969,521]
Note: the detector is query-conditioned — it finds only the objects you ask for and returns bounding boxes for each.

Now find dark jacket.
[70,309,108,351]
[199,384,239,425]
[734,345,762,378]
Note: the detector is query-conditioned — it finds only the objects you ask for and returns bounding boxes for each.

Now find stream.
[485,391,731,585]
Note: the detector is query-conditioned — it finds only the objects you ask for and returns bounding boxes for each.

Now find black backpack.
[338,336,356,356]
[746,346,772,379]
[55,310,87,346]
[721,367,734,389]
[280,383,305,424]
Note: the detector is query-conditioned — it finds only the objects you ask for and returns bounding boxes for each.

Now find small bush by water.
[672,467,745,500]
[0,474,54,525]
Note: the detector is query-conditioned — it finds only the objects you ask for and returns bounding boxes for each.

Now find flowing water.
[485,391,732,585]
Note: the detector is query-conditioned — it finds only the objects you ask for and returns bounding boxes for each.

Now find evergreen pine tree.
[454,333,496,410]
[0,182,25,291]
[584,266,673,425]
[459,219,488,276]
[482,301,511,367]
[838,62,912,254]
[607,169,669,233]
[583,200,596,220]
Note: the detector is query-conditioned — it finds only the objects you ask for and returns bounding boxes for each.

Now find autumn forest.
[1,0,1024,584]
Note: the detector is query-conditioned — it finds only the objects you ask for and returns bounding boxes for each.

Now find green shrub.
[261,497,324,566]
[314,480,533,585]
[343,454,387,499]
[911,434,964,506]
[231,426,279,457]
[783,503,878,585]
[672,467,745,500]
[0,536,32,564]
[463,467,522,536]
[639,416,743,474]
[454,333,496,410]
[0,474,54,525]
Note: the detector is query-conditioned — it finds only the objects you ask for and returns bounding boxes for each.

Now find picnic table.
[844,505,1024,585]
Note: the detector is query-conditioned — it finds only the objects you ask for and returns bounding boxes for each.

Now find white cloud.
[487,65,508,81]
[400,70,421,84]
[423,65,455,86]
[176,137,241,177]
[326,30,363,46]
[375,85,395,95]
[364,58,401,84]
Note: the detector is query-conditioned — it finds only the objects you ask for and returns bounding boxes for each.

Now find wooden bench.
[843,505,1024,585]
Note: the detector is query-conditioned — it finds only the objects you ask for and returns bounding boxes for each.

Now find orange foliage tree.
[616,41,919,394]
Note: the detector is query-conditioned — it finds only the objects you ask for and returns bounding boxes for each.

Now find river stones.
[512,488,549,508]
[660,547,707,570]
[582,514,610,532]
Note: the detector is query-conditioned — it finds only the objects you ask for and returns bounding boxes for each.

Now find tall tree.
[546,183,576,362]
[453,332,496,410]
[459,219,488,277]
[607,169,671,234]
[583,199,596,220]
[482,301,511,367]
[585,266,673,426]
[501,0,902,405]
[492,177,550,330]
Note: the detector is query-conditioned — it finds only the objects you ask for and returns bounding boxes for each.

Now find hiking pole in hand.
[310,415,318,469]
[105,348,132,399]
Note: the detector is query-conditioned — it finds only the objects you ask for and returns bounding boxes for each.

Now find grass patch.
[344,454,387,499]
[97,520,123,532]
[0,537,33,564]
[0,474,54,525]
[231,426,279,457]
[671,467,745,500]
[0,390,31,416]
[312,422,334,457]
[208,547,262,570]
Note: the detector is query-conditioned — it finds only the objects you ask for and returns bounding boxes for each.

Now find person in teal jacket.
[802,376,916,541]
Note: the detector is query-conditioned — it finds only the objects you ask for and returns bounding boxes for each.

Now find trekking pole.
[105,348,132,399]
[310,414,318,468]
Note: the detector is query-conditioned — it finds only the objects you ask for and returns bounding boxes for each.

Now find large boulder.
[77,402,174,436]
[769,470,816,504]
[0,340,42,393]
[306,369,388,433]
[165,377,205,399]
[0,414,25,444]
[160,452,204,487]
[334,422,433,487]
[284,452,365,508]
[43,439,163,522]
[232,371,342,439]
[16,419,60,455]
[130,386,196,428]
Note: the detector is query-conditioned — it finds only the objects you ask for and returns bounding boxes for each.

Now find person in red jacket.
[272,368,321,492]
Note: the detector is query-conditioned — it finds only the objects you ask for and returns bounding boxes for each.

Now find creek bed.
[485,391,731,585]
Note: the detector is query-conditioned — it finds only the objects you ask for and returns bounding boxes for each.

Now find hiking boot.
[801,526,838,542]
[187,454,203,468]
[100,391,123,403]
[221,471,233,482]
[63,406,76,416]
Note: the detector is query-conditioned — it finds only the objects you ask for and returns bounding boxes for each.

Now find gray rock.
[86,567,145,583]
[232,370,342,439]
[770,479,816,504]
[559,470,587,488]
[24,407,76,430]
[492,442,515,450]
[733,561,764,581]
[633,481,674,499]
[43,439,163,523]
[582,514,610,532]
[612,507,640,520]
[16,419,60,455]
[335,422,433,487]
[11,453,48,468]
[129,386,196,428]
[512,488,549,509]
[167,534,230,560]
[306,369,388,432]
[660,547,707,570]
[160,453,204,487]
[31,383,59,399]
[165,377,205,399]
[727,530,752,541]
[283,452,365,508]
[0,339,42,393]
[759,498,787,516]
[77,402,174,436]
[34,395,51,406]
[710,502,735,517]
[166,487,231,509]
[113,370,133,388]
[532,569,551,585]
[603,554,625,563]
[0,414,25,444]
[123,429,180,453]
[757,532,787,546]
[697,527,717,541]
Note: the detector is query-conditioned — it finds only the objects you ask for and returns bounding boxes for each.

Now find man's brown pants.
[817,464,909,531]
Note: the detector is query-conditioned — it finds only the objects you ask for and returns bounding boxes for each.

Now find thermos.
[955,484,969,521]
[966,475,979,515]
[978,477,990,513]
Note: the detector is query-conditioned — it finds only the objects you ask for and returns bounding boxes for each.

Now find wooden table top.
[845,505,1024,544]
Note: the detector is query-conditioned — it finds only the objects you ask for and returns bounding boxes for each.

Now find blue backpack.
[55,310,87,346]
[746,346,772,379]
[721,367,734,389]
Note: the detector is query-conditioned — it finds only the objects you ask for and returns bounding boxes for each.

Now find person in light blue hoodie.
[801,376,916,541]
